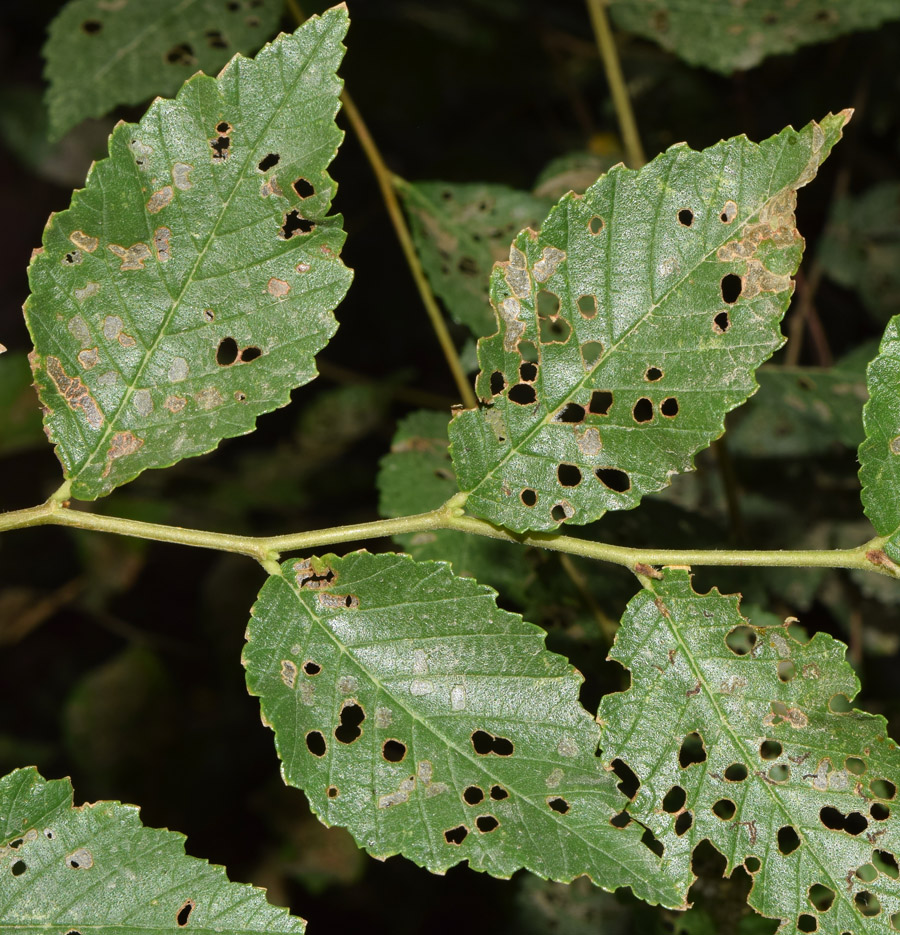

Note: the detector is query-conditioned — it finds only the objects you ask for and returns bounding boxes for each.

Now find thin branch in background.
[558,553,618,645]
[286,0,477,410]
[585,0,646,168]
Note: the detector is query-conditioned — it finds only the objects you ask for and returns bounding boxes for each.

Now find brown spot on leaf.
[102,431,143,476]
[164,395,186,413]
[46,356,103,429]
[146,186,174,214]
[69,230,98,253]
[154,227,171,263]
[77,348,99,370]
[280,660,297,689]
[260,177,283,198]
[267,277,290,297]
[108,242,152,270]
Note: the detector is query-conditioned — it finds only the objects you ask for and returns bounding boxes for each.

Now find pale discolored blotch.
[74,282,100,303]
[172,163,193,190]
[146,186,174,214]
[78,347,100,370]
[108,242,152,270]
[69,230,98,252]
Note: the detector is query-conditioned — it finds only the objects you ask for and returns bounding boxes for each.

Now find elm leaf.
[43,0,283,141]
[449,113,849,534]
[397,179,552,338]
[608,0,900,74]
[598,569,900,935]
[243,551,683,908]
[859,315,900,563]
[0,766,306,932]
[26,7,352,500]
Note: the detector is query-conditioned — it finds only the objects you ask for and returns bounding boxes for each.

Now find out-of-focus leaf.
[26,9,352,500]
[859,314,900,563]
[608,0,900,74]
[818,182,900,323]
[0,767,306,932]
[450,114,848,533]
[727,345,874,458]
[244,551,682,906]
[377,409,532,602]
[0,352,44,456]
[63,646,173,790]
[532,151,619,202]
[43,0,283,140]
[599,568,900,934]
[397,178,552,337]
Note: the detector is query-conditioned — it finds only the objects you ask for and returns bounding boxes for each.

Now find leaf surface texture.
[599,569,900,933]
[0,767,305,932]
[859,315,900,563]
[398,179,552,338]
[449,114,848,533]
[43,0,282,140]
[26,8,352,499]
[608,0,900,74]
[243,550,682,906]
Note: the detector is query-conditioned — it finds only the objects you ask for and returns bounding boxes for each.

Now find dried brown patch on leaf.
[108,242,152,270]
[69,230,98,253]
[102,431,143,476]
[45,356,103,429]
[146,186,174,214]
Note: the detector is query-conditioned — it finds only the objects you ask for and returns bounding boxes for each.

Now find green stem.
[586,0,646,168]
[2,493,897,580]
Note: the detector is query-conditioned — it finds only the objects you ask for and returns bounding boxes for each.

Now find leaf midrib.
[77,19,336,486]
[270,566,678,902]
[469,130,799,498]
[646,586,865,926]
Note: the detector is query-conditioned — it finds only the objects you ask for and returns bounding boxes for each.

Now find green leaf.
[0,352,44,456]
[859,315,900,562]
[818,182,900,323]
[243,551,682,907]
[608,0,900,74]
[449,114,849,534]
[25,8,352,500]
[397,178,553,338]
[43,0,283,141]
[727,348,873,459]
[378,409,533,602]
[598,568,900,934]
[0,766,306,932]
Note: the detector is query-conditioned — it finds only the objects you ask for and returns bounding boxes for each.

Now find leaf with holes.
[818,182,900,324]
[243,551,683,907]
[727,344,873,459]
[397,178,553,338]
[43,0,283,141]
[859,315,900,566]
[377,409,533,602]
[598,568,900,934]
[608,0,900,74]
[449,113,849,534]
[0,766,306,932]
[26,7,352,500]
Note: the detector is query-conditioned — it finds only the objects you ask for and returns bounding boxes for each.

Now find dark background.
[2,2,900,932]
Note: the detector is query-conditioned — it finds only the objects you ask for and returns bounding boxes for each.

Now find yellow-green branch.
[2,492,896,580]
[586,0,646,168]
[286,0,476,410]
